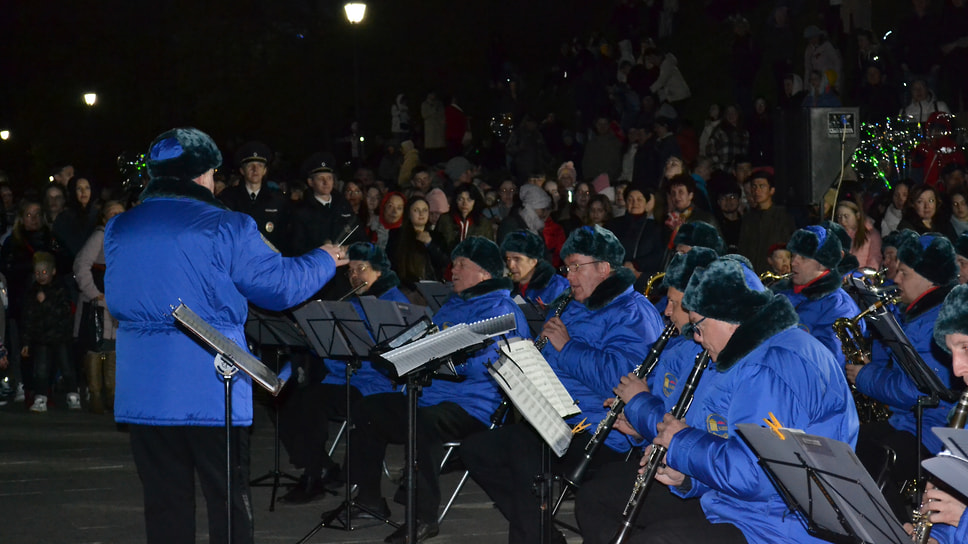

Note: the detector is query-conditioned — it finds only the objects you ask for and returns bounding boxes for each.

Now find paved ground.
[0,398,582,543]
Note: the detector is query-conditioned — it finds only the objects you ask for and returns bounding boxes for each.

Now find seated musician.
[911,284,968,544]
[278,242,409,503]
[461,225,665,544]
[847,230,959,518]
[577,257,859,544]
[500,229,569,308]
[345,236,530,543]
[771,224,863,362]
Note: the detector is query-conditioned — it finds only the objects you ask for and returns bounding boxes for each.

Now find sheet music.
[172,303,285,396]
[489,355,574,457]
[378,313,517,377]
[499,339,579,418]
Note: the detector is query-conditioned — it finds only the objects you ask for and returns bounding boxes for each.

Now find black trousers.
[856,420,930,521]
[461,422,627,544]
[129,424,253,544]
[348,393,485,523]
[278,381,361,476]
[576,457,747,544]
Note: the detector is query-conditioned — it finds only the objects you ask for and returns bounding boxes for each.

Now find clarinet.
[610,350,711,544]
[912,388,968,544]
[564,323,679,488]
[534,292,573,351]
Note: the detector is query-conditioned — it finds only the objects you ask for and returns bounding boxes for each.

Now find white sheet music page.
[498,338,580,418]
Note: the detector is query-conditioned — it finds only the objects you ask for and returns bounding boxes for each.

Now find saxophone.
[534,292,573,351]
[912,389,968,543]
[759,270,792,287]
[643,272,665,299]
[832,298,898,423]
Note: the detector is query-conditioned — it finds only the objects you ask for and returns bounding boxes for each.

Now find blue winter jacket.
[542,268,665,453]
[321,276,410,397]
[855,286,956,454]
[106,184,336,427]
[520,261,570,308]
[418,278,531,426]
[774,271,863,365]
[664,296,859,544]
[624,334,703,442]
[931,503,968,543]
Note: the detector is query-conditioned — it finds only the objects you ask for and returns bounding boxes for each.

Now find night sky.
[0,0,610,187]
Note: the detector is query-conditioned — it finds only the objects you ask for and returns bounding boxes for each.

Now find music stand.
[736,423,911,544]
[357,296,432,345]
[376,313,519,544]
[291,300,395,540]
[863,303,959,493]
[172,303,287,544]
[513,295,548,338]
[245,306,310,511]
[923,427,968,498]
[415,281,453,313]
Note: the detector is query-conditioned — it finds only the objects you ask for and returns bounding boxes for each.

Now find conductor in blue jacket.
[346,236,530,544]
[104,128,347,544]
[462,225,665,544]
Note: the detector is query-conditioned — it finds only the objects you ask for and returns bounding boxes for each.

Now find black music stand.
[357,296,432,345]
[172,303,287,544]
[864,304,960,495]
[923,427,968,497]
[513,295,548,338]
[376,313,519,544]
[245,306,310,511]
[736,423,911,544]
[291,300,395,540]
[415,281,453,313]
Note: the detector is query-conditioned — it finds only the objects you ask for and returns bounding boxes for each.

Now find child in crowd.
[766,243,792,277]
[21,251,75,412]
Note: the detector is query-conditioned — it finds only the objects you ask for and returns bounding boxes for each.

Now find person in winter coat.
[421,92,446,157]
[345,236,530,543]
[22,251,75,412]
[643,48,691,105]
[435,184,494,253]
[803,25,842,93]
[278,243,409,504]
[900,79,951,123]
[847,232,959,519]
[836,199,882,270]
[577,256,858,544]
[391,93,410,141]
[500,230,569,308]
[105,127,347,544]
[462,225,665,544]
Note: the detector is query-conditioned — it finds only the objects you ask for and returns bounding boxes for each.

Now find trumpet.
[759,270,792,286]
[912,389,968,543]
[535,292,573,350]
[832,297,899,424]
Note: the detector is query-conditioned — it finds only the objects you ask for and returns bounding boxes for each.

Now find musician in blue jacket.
[105,128,347,544]
[462,225,665,544]
[278,242,409,503]
[500,229,569,308]
[772,224,863,364]
[848,230,959,518]
[917,284,968,544]
[581,257,859,544]
[346,236,530,544]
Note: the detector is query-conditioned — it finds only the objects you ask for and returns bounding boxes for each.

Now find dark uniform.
[219,141,290,252]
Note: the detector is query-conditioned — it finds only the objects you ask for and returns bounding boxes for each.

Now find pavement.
[0,397,582,543]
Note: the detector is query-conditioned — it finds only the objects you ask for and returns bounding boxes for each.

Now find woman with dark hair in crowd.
[556,180,593,234]
[388,197,449,287]
[605,184,664,282]
[435,184,494,252]
[949,187,968,237]
[53,176,99,258]
[343,180,370,230]
[43,183,67,226]
[898,184,957,240]
[586,194,613,227]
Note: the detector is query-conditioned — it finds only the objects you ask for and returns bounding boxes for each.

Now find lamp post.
[344,2,366,165]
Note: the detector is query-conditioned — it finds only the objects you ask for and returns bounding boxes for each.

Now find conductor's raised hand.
[321,244,350,267]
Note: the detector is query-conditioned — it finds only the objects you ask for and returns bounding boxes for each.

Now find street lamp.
[344,3,366,24]
[83,92,97,107]
[0,130,9,141]
[344,2,366,164]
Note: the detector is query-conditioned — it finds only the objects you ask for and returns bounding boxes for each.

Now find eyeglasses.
[346,264,369,276]
[559,260,604,275]
[691,316,708,336]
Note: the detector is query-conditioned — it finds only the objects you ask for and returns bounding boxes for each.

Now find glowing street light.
[83,92,97,107]
[344,2,366,24]
[0,130,9,141]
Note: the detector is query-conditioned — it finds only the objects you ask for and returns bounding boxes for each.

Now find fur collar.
[906,284,952,322]
[368,271,401,298]
[715,295,799,371]
[140,176,228,210]
[583,266,637,311]
[458,277,513,301]
[774,269,842,301]
[527,260,557,291]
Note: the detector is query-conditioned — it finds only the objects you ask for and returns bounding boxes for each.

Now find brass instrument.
[832,298,899,424]
[759,270,792,286]
[534,292,573,350]
[610,350,711,544]
[643,272,665,299]
[912,388,968,543]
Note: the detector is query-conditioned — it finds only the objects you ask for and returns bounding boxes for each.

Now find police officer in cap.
[219,141,290,251]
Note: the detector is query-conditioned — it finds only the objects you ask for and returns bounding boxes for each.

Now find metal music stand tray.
[736,423,911,544]
[245,306,311,511]
[172,303,287,544]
